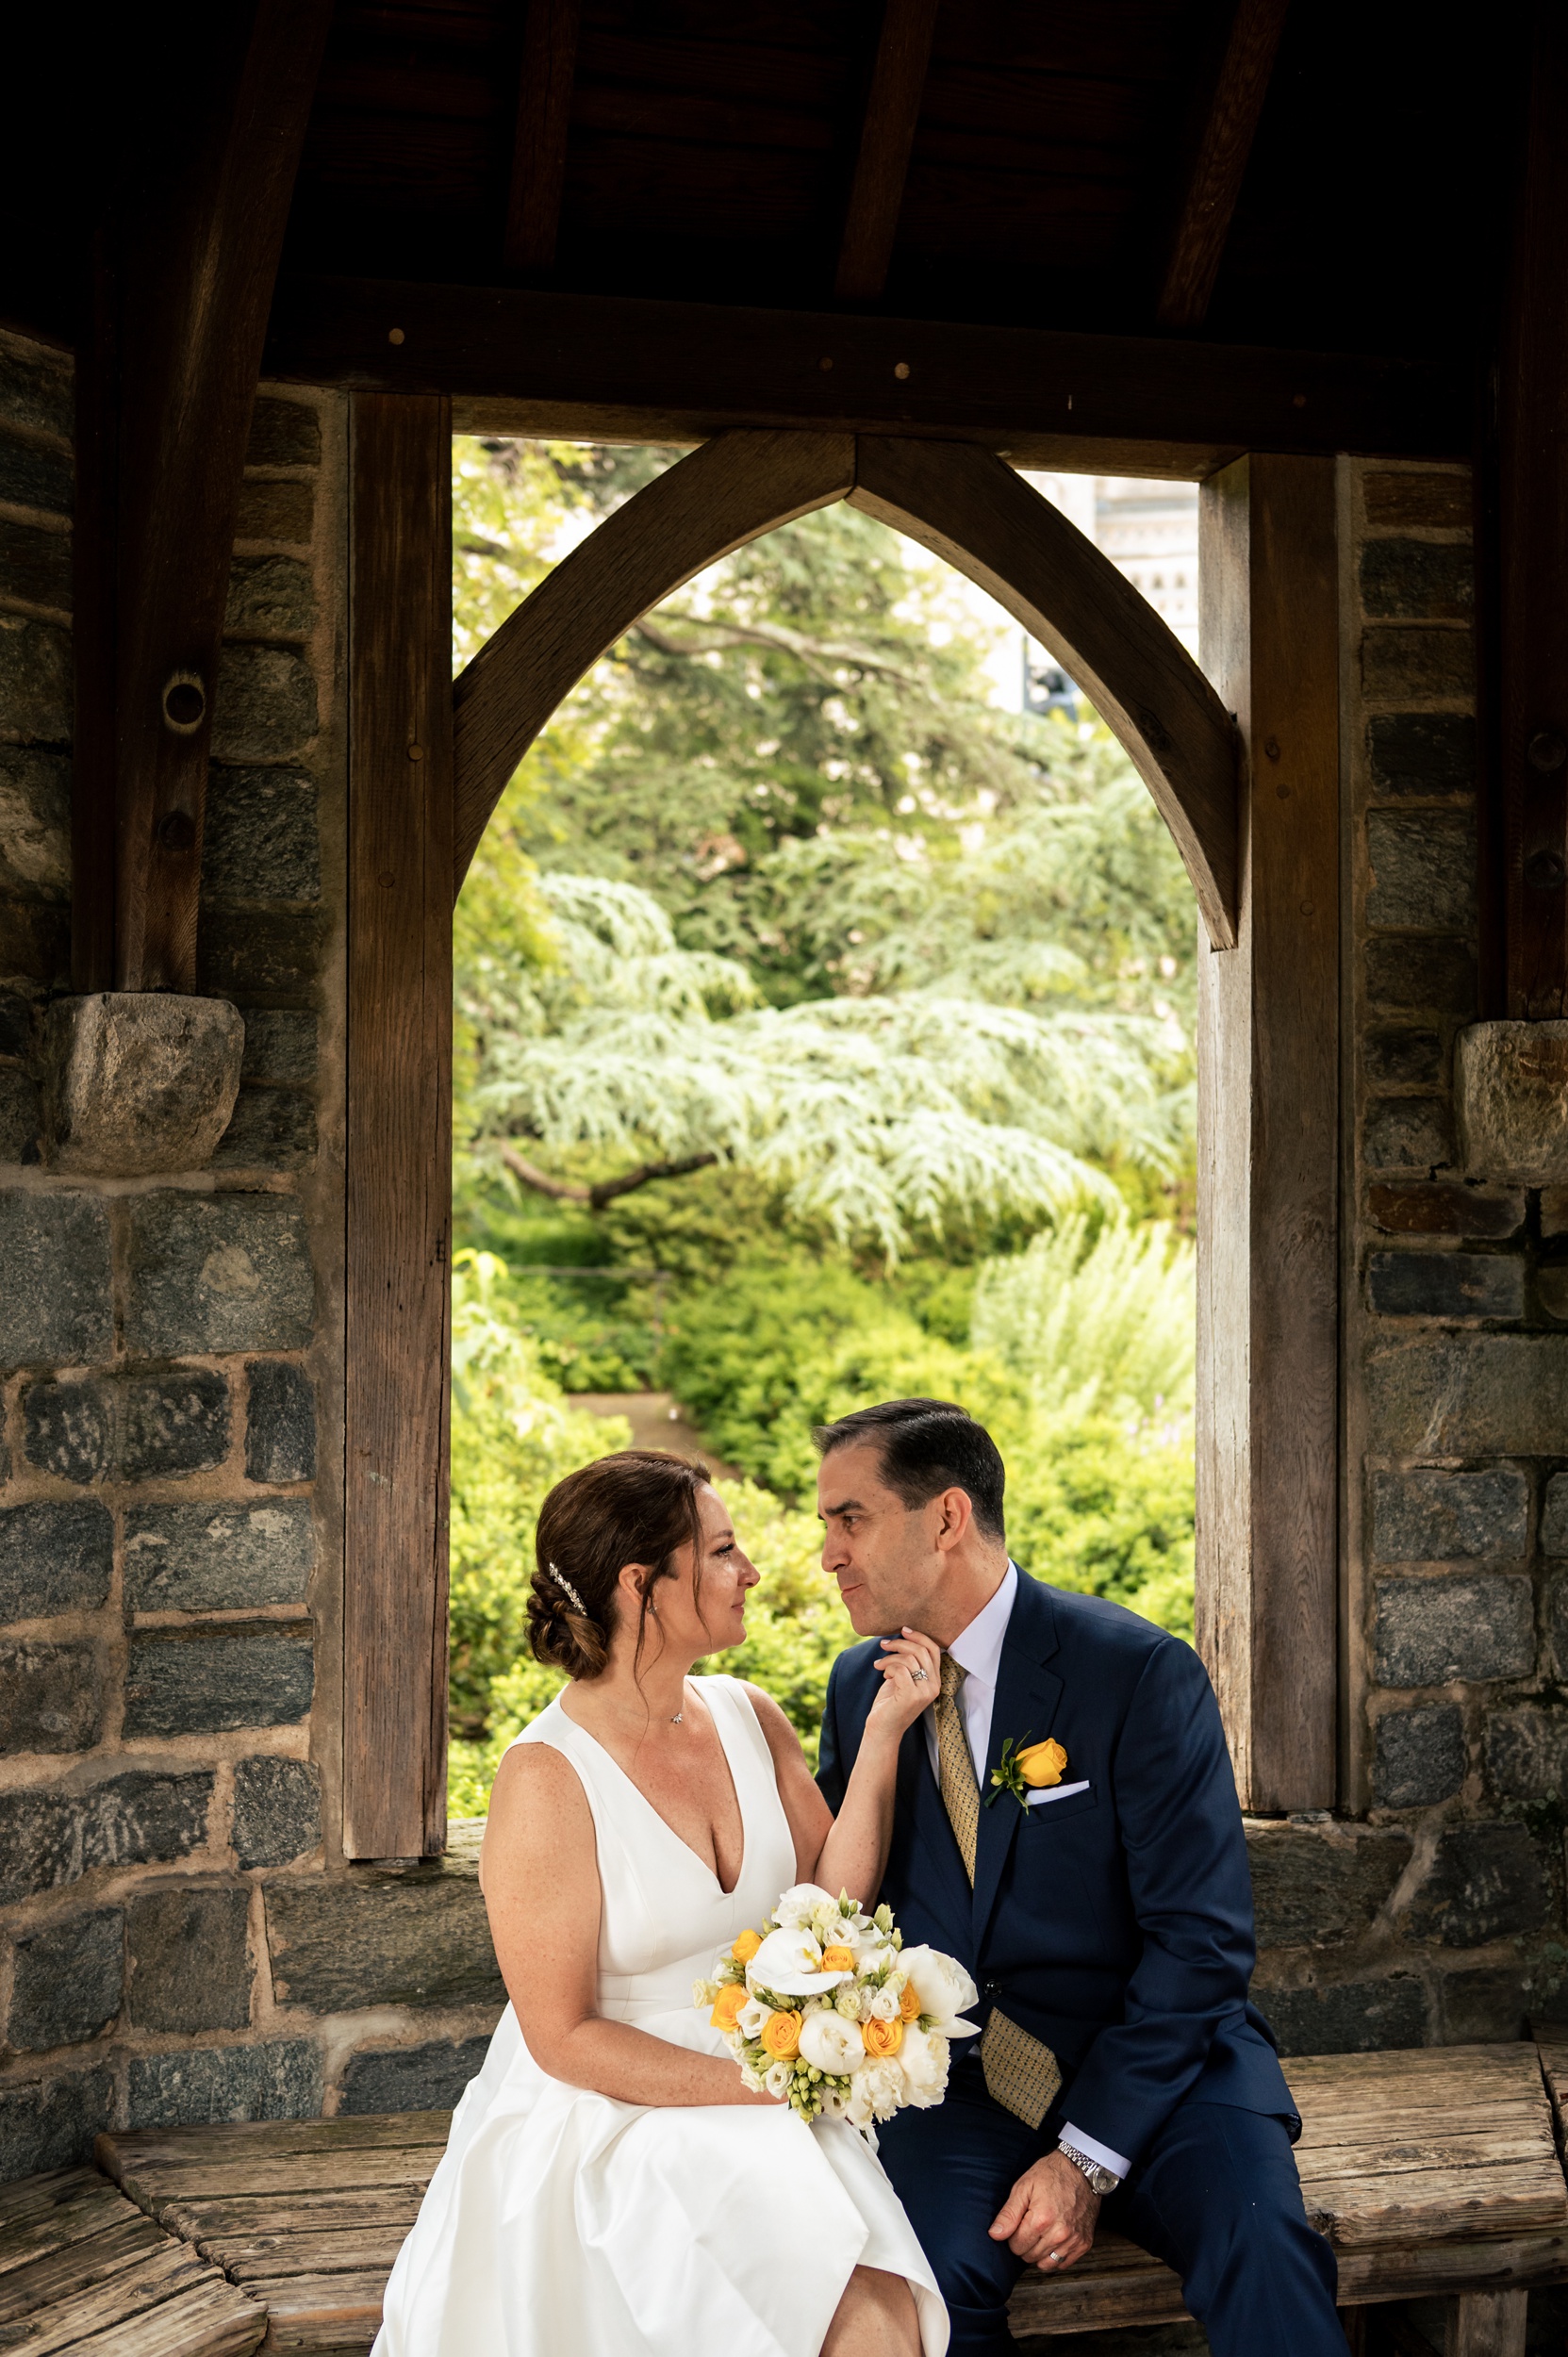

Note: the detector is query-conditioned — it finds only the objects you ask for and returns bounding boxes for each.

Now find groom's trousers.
[879,2053,1345,2357]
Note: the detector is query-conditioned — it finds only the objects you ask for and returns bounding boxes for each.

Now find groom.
[815,1398,1345,2357]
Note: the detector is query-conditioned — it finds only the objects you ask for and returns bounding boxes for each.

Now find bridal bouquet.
[695,1882,979,2135]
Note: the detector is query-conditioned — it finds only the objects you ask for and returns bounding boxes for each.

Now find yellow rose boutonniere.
[986,1732,1067,1816]
[730,1928,764,1966]
[862,2015,904,2060]
[711,1984,749,2032]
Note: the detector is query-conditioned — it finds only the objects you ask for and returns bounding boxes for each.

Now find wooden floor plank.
[243,2270,388,2351]
[0,2214,174,2327]
[0,2179,141,2280]
[63,2274,269,2357]
[205,2232,410,2283]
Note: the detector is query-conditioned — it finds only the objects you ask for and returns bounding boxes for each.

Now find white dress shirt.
[926,1562,1132,2184]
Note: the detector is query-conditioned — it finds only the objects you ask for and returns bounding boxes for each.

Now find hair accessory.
[548,1561,591,1618]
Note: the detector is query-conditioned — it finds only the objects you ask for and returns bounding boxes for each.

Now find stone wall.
[0,332,502,2181]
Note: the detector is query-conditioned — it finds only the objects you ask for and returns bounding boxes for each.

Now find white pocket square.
[1025,1779,1091,1807]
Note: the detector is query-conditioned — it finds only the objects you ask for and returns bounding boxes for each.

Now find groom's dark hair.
[813,1398,1006,1542]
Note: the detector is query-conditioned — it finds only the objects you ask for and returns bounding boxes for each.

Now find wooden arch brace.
[452,432,1241,948]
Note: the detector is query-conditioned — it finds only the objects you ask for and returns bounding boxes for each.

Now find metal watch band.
[1056,2137,1121,2195]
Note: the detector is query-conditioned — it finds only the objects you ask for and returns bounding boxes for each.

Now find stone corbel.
[42,994,244,1176]
[1455,1021,1568,1184]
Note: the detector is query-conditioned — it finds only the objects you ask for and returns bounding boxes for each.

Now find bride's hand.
[866,1628,943,1739]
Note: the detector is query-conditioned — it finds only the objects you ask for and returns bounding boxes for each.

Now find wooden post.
[1447,2287,1528,2356]
[1197,455,1339,1811]
[344,394,454,1862]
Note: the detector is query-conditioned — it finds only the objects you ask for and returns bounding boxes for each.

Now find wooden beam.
[1498,4,1568,1019]
[345,393,454,1863]
[834,0,941,304]
[1197,453,1340,1813]
[76,0,332,994]
[1156,0,1292,332]
[265,275,1473,472]
[849,437,1241,947]
[453,431,855,888]
[503,0,580,273]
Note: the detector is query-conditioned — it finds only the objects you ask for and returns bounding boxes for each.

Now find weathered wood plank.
[64,2275,269,2357]
[243,2269,388,2350]
[834,0,941,303]
[344,392,454,1862]
[1306,2160,1568,2248]
[0,2214,173,2327]
[6,2238,265,2357]
[110,2150,438,2207]
[1300,2126,1555,2176]
[203,2230,410,2283]
[0,2170,128,2269]
[99,2117,451,2170]
[503,0,580,272]
[157,2193,425,2248]
[1450,2286,1529,2357]
[1155,0,1291,331]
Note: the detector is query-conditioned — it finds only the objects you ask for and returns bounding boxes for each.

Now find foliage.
[970,1214,1196,1417]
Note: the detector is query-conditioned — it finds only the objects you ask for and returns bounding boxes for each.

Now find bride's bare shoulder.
[480,1733,593,1891]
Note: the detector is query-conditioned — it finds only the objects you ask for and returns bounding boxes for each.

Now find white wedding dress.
[372,1673,948,2357]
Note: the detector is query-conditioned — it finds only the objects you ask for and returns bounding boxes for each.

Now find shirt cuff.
[1061,2122,1132,2182]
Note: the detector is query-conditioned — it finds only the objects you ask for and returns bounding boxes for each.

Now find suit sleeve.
[1061,1637,1259,2166]
[816,1654,849,1813]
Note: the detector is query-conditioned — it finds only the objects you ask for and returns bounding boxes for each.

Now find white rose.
[799,2010,866,2075]
[899,1945,980,2032]
[856,1939,896,1978]
[737,1996,771,2040]
[765,2059,794,2100]
[774,1883,835,1928]
[834,1985,864,2020]
[898,2025,951,2106]
[863,1984,900,2020]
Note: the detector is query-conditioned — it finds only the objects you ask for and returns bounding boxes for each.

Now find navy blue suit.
[817,1574,1344,2356]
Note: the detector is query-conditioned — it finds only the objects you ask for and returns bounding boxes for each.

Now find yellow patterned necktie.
[934,1650,1063,2132]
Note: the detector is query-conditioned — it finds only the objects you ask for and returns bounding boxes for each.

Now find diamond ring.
[910,1667,929,1682]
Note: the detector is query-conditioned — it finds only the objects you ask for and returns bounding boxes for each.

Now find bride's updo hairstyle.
[528,1449,712,1681]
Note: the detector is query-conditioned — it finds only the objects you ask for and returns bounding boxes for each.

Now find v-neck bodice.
[516,1673,797,2029]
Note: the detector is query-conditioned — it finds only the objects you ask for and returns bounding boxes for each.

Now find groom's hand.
[988,2151,1100,2270]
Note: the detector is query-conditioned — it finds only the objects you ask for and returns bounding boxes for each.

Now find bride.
[373,1448,949,2357]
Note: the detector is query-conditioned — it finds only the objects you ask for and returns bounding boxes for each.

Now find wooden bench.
[0,2165,265,2356]
[9,2040,1559,2355]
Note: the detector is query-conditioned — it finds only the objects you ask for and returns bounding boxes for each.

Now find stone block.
[339,2036,490,2116]
[1545,1475,1568,1556]
[0,1769,214,1907]
[1546,1572,1568,1674]
[124,1628,314,1737]
[239,1010,318,1088]
[1373,1573,1534,1688]
[0,897,70,989]
[8,1906,124,2051]
[1252,1977,1427,2057]
[0,987,34,1058]
[0,514,71,612]
[0,1192,111,1369]
[1544,1187,1568,1237]
[0,1064,41,1160]
[1435,1965,1531,2044]
[232,1755,322,1868]
[1362,625,1474,701]
[0,332,73,439]
[126,1883,253,2031]
[125,1192,315,1357]
[1365,812,1477,932]
[1362,472,1472,531]
[246,396,322,470]
[0,1639,103,1754]
[1362,1098,1454,1173]
[1364,936,1477,1015]
[41,993,244,1177]
[1484,1706,1568,1801]
[245,1360,317,1483]
[1405,1821,1550,1946]
[0,431,73,517]
[223,556,317,641]
[1366,1333,1568,1453]
[0,613,71,741]
[1373,1704,1465,1806]
[234,478,316,546]
[127,2040,322,2131]
[0,747,71,893]
[266,1861,504,2012]
[22,1376,111,1479]
[1366,1183,1524,1238]
[1456,1020,1568,1185]
[1370,1465,1528,1561]
[198,910,325,996]
[0,1500,113,1620]
[125,1500,313,1613]
[1541,1265,1568,1322]
[0,2067,114,2181]
[1361,541,1474,621]
[1366,1250,1525,1320]
[214,1089,317,1170]
[202,767,320,907]
[120,1371,234,1479]
[212,645,319,764]
[1244,1821,1411,1949]
[1366,711,1476,798]
[1364,1030,1444,1088]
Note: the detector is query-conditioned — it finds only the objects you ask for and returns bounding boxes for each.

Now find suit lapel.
[971,1574,1064,1947]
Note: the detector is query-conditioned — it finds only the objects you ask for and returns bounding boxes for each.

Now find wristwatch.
[1056,2137,1122,2197]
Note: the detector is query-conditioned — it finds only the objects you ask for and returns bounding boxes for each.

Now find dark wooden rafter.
[834,0,942,304]
[74,0,333,994]
[1155,0,1291,332]
[1498,4,1568,1019]
[503,0,581,273]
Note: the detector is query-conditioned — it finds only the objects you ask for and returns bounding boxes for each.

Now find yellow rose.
[710,1984,748,2031]
[899,1981,921,2023]
[730,1929,763,1966]
[820,1944,856,1974]
[760,2008,802,2060]
[862,2015,904,2059]
[1017,1738,1068,1789]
